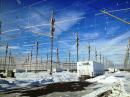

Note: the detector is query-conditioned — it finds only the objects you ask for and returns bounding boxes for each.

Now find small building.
[77,61,104,78]
[108,68,118,73]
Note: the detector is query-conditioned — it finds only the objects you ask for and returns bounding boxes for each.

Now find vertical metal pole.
[41,56,42,71]
[105,59,107,69]
[27,53,29,72]
[100,52,101,64]
[27,53,29,63]
[95,47,97,61]
[76,32,79,62]
[50,10,55,75]
[30,50,32,71]
[88,43,90,61]
[35,41,39,73]
[103,56,104,64]
[12,57,15,69]
[124,46,128,70]
[124,38,130,71]
[56,48,60,69]
[5,42,8,71]
[69,51,71,70]
[46,52,48,71]
[9,49,11,70]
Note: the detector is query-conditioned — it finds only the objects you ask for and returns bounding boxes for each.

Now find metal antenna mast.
[30,50,32,71]
[69,51,71,70]
[103,56,104,64]
[5,42,8,71]
[41,56,42,70]
[50,10,55,75]
[56,48,60,69]
[27,53,30,71]
[8,49,11,70]
[76,32,79,62]
[124,38,130,70]
[69,51,71,63]
[88,43,90,61]
[46,52,48,70]
[27,53,29,64]
[95,47,97,61]
[100,52,102,63]
[35,40,39,73]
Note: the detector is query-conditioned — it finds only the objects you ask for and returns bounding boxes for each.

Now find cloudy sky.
[0,0,130,65]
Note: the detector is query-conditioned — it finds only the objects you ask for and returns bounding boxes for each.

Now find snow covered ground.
[0,71,130,97]
[0,71,78,92]
[83,71,130,97]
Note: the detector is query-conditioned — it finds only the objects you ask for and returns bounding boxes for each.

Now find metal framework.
[76,32,79,62]
[50,10,55,75]
[100,10,130,25]
[124,38,130,70]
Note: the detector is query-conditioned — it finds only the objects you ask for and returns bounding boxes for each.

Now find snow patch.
[84,71,130,97]
[0,71,78,91]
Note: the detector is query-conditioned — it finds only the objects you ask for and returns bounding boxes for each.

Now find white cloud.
[81,32,99,40]
[64,31,130,64]
[0,45,20,50]
[102,31,130,52]
[55,10,85,37]
[92,31,130,64]
[9,46,20,49]
[106,26,119,35]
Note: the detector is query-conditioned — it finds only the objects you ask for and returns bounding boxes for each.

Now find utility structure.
[27,53,30,64]
[56,48,60,69]
[50,10,55,75]
[100,52,102,64]
[27,53,30,71]
[124,38,130,70]
[95,47,97,61]
[5,42,8,71]
[9,49,12,70]
[11,57,15,69]
[68,50,71,70]
[88,43,91,61]
[46,52,48,70]
[41,56,42,70]
[30,50,32,71]
[35,40,39,73]
[103,56,104,64]
[76,32,79,62]
[100,10,130,25]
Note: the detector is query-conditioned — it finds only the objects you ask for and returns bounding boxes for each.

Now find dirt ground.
[0,81,95,97]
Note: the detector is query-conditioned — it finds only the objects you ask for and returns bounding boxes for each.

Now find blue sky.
[0,0,130,65]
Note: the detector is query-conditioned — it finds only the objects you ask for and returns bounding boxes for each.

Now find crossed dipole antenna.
[100,10,130,25]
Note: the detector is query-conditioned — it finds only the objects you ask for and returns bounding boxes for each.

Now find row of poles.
[0,10,114,74]
[0,42,15,71]
[76,33,114,68]
[22,10,55,74]
[22,10,114,74]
